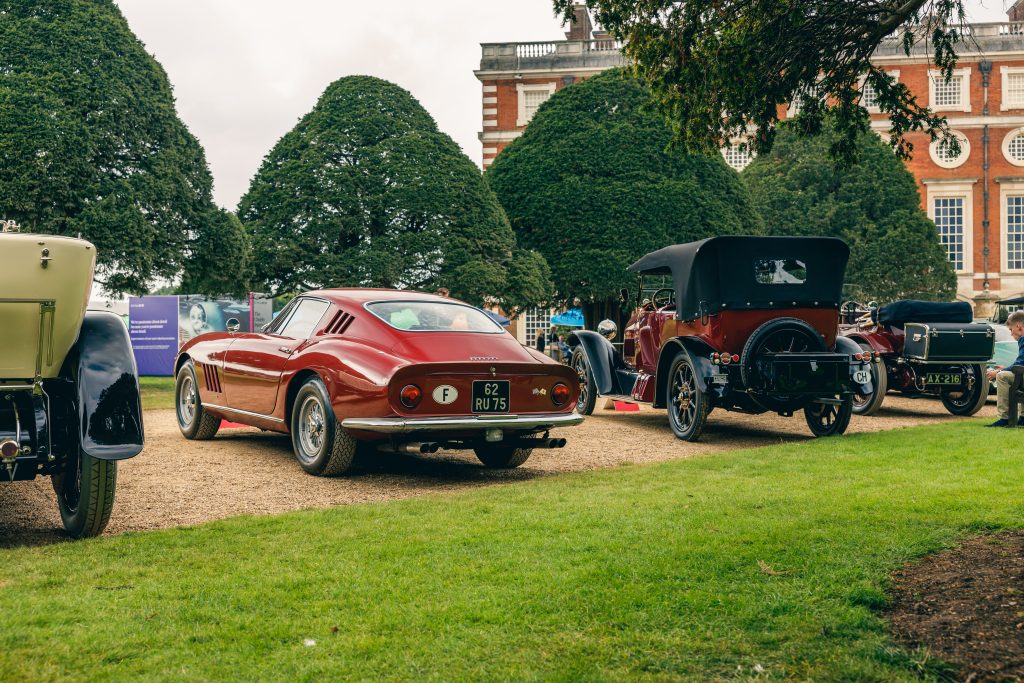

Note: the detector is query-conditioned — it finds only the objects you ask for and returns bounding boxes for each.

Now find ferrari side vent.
[200,363,222,393]
[324,309,356,335]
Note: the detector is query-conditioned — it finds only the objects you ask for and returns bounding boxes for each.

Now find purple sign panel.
[128,296,179,377]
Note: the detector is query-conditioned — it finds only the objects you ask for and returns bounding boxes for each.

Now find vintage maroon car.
[569,236,874,441]
[174,290,582,475]
[840,299,994,416]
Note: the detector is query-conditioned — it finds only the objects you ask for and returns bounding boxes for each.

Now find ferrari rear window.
[366,301,503,333]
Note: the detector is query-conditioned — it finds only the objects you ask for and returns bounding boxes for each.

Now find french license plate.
[854,370,870,384]
[925,372,962,386]
[472,380,510,413]
[711,373,729,385]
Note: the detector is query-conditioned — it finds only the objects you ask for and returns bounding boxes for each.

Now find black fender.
[834,335,874,396]
[567,330,633,396]
[70,311,145,460]
[654,337,726,408]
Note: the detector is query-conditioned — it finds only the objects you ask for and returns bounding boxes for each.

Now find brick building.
[476,2,1024,316]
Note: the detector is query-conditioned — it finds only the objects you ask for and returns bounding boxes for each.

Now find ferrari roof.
[305,289,449,302]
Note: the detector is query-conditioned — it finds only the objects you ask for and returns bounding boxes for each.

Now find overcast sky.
[114,0,1013,211]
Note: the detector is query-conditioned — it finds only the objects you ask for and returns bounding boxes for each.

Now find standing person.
[987,310,1024,427]
[548,326,561,361]
[535,328,546,354]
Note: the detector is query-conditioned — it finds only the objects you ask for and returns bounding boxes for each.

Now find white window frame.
[925,181,975,275]
[516,83,557,127]
[721,138,754,171]
[928,68,971,113]
[1001,66,1024,111]
[858,70,899,113]
[1000,180,1024,273]
[929,130,970,169]
[1002,127,1024,168]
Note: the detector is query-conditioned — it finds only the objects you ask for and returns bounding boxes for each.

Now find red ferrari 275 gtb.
[174,290,583,475]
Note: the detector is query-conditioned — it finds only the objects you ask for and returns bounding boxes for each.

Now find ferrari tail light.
[400,384,422,409]
[732,354,740,363]
[551,383,571,406]
[720,352,733,365]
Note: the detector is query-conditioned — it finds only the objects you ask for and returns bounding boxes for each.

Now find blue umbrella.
[550,308,585,327]
[483,309,511,327]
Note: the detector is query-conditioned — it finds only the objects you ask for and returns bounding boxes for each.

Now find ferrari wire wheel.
[297,395,326,460]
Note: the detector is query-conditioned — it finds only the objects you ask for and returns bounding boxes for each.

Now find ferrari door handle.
[278,346,293,354]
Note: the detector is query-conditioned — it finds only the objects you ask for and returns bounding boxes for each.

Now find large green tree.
[743,122,957,302]
[486,69,761,308]
[555,0,966,162]
[239,75,550,311]
[0,0,226,294]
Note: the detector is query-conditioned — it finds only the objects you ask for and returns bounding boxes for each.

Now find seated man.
[987,310,1024,427]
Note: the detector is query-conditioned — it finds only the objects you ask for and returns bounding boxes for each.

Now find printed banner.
[128,296,179,377]
[129,294,275,376]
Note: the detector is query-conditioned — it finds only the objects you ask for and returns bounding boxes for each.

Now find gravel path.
[0,396,994,547]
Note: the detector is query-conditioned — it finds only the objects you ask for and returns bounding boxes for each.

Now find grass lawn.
[0,421,1019,681]
[139,376,175,410]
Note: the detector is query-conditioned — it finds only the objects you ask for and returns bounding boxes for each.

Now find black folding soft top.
[873,300,974,326]
[998,296,1024,306]
[627,236,850,320]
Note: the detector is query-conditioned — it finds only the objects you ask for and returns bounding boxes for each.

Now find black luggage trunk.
[902,322,995,362]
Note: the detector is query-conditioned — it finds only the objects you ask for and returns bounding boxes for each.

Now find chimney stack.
[1010,0,1024,22]
[564,2,594,41]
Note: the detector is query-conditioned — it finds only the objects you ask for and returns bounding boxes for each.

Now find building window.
[929,130,970,169]
[929,69,971,112]
[786,85,817,118]
[1001,67,1024,110]
[933,197,965,271]
[1003,128,1024,167]
[1007,196,1024,270]
[860,80,878,109]
[516,83,557,127]
[859,70,898,113]
[721,141,754,171]
[522,307,554,346]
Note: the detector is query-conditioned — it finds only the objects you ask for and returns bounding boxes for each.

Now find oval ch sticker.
[432,385,459,405]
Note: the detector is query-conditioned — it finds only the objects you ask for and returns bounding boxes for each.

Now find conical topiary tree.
[0,0,227,294]
[742,121,957,302]
[485,68,763,312]
[239,75,551,310]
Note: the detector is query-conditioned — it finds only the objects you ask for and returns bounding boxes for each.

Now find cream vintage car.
[0,220,143,537]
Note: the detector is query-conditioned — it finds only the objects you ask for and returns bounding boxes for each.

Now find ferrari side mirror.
[226,318,241,333]
[618,288,629,305]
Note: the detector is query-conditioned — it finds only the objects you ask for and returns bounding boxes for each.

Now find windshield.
[366,301,503,333]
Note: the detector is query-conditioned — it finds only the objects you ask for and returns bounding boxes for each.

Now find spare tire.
[740,317,827,390]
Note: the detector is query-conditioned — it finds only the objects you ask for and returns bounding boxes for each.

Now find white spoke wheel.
[804,396,853,437]
[666,351,710,442]
[571,347,597,415]
[175,361,220,440]
[290,377,356,476]
[939,364,989,416]
[851,344,887,416]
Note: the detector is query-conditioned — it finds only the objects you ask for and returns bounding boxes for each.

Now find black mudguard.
[70,311,145,460]
[833,336,874,396]
[567,330,636,396]
[654,337,727,408]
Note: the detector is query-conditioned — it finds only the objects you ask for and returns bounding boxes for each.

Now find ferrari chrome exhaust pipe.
[506,437,567,449]
[392,442,441,455]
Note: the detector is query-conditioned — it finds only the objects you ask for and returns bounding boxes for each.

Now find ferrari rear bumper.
[341,412,584,434]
